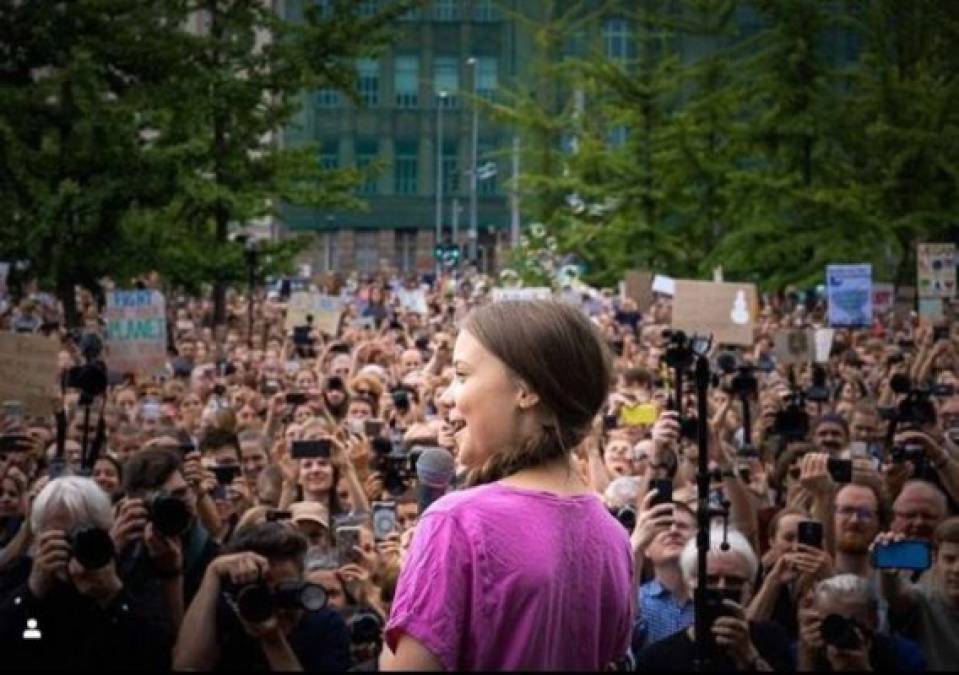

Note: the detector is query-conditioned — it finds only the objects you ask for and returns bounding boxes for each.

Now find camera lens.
[148,493,192,537]
[70,526,115,569]
[236,583,274,624]
[820,613,862,650]
[298,583,327,611]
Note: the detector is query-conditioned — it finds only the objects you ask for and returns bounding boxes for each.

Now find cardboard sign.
[827,264,873,327]
[652,275,675,296]
[917,243,956,299]
[285,292,343,336]
[622,270,654,311]
[773,330,813,366]
[490,287,552,302]
[104,290,168,377]
[396,288,428,315]
[671,280,758,346]
[0,333,60,416]
[872,283,895,316]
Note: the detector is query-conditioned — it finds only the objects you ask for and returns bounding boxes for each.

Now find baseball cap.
[290,501,329,529]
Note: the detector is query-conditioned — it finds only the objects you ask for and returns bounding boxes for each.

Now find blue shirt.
[632,579,694,653]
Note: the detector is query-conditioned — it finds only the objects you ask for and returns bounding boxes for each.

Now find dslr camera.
[69,525,116,570]
[820,613,866,650]
[224,579,327,624]
[880,374,938,430]
[143,491,192,538]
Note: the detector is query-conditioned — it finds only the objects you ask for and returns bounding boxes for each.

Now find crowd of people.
[0,267,956,671]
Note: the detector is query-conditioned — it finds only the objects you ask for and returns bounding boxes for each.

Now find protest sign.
[490,287,552,302]
[652,275,675,296]
[827,264,872,327]
[104,290,168,377]
[918,297,944,324]
[671,280,758,346]
[814,328,835,364]
[773,329,813,366]
[622,270,654,311]
[917,243,956,299]
[872,283,895,316]
[0,333,60,416]
[397,288,428,315]
[285,292,343,336]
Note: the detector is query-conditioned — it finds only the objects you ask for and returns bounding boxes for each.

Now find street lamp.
[435,90,448,278]
[466,57,479,267]
[243,237,258,349]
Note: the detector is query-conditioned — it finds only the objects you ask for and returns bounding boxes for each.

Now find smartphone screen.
[336,526,361,566]
[797,520,823,549]
[372,501,397,541]
[827,458,853,483]
[292,439,332,459]
[286,392,308,406]
[872,540,932,571]
[651,479,673,506]
[212,465,241,485]
[364,419,385,437]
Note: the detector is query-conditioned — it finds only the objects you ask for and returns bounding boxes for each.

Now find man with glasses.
[891,480,947,544]
[834,483,883,578]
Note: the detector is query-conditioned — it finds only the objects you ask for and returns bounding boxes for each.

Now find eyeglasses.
[894,510,939,522]
[836,505,876,521]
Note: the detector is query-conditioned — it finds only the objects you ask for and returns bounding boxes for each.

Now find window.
[395,230,418,271]
[442,141,459,194]
[356,0,378,17]
[473,0,498,22]
[603,17,632,61]
[434,56,459,107]
[319,140,338,170]
[356,58,379,107]
[394,56,419,108]
[315,231,339,274]
[354,231,379,272]
[434,0,459,21]
[355,139,379,195]
[395,140,419,195]
[475,56,497,99]
[315,88,338,108]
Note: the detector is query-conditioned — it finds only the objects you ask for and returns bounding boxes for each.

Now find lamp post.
[243,237,258,349]
[435,90,448,278]
[467,57,479,267]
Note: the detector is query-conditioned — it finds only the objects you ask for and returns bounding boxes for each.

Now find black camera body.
[144,491,192,538]
[888,374,938,430]
[69,525,115,570]
[820,613,865,650]
[228,580,327,624]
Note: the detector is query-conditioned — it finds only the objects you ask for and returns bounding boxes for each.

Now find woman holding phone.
[382,300,633,671]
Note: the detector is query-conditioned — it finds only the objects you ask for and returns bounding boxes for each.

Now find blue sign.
[827,264,873,327]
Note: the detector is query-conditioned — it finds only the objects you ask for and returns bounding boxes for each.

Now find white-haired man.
[635,526,792,671]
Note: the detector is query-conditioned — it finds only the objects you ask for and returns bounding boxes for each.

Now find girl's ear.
[515,383,540,411]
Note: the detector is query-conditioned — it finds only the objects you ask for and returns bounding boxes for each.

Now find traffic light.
[433,243,461,266]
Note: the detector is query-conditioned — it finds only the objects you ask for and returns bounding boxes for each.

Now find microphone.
[415,446,455,515]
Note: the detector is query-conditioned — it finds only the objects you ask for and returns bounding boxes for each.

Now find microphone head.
[415,446,455,489]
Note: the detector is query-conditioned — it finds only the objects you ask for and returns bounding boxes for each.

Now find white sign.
[814,328,835,364]
[490,287,553,302]
[652,275,675,296]
[104,290,168,377]
[396,288,428,315]
[285,292,343,336]
[827,264,873,328]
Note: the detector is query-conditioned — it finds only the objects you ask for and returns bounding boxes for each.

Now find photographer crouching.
[173,521,351,671]
[0,476,174,669]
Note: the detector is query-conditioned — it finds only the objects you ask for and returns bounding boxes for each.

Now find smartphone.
[286,392,309,406]
[364,419,385,438]
[849,441,868,460]
[336,525,361,566]
[372,501,397,541]
[266,509,293,522]
[827,458,853,483]
[651,478,673,507]
[212,464,241,485]
[620,403,658,427]
[0,434,32,453]
[179,443,196,457]
[872,540,932,571]
[2,401,23,427]
[291,439,332,459]
[797,520,824,549]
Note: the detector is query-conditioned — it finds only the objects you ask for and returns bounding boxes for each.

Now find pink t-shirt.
[386,482,634,671]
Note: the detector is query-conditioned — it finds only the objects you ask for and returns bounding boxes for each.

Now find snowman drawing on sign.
[22,618,41,640]
[730,290,750,325]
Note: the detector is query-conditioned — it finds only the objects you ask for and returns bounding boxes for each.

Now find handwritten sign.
[872,283,895,317]
[773,330,813,366]
[285,292,343,336]
[0,333,60,416]
[917,243,956,299]
[490,287,553,302]
[671,280,758,346]
[652,275,675,296]
[104,290,168,377]
[827,264,872,328]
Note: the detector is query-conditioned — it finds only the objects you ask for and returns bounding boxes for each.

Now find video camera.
[879,374,938,430]
[63,333,108,405]
[772,366,830,444]
[371,437,415,497]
